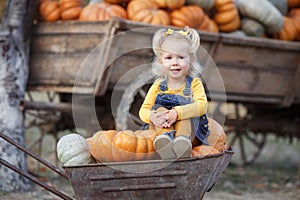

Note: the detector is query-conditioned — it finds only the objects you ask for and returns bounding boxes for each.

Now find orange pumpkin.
[289,8,300,21]
[86,130,159,162]
[170,5,207,29]
[127,0,170,26]
[213,0,240,32]
[39,0,61,22]
[192,145,220,157]
[274,16,298,41]
[288,0,300,8]
[294,20,300,40]
[154,0,185,10]
[192,118,227,157]
[60,0,83,20]
[288,8,300,40]
[198,13,211,31]
[207,118,228,152]
[207,19,219,33]
[79,2,127,21]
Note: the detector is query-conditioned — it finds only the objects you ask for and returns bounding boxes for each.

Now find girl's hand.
[164,109,178,127]
[150,111,168,128]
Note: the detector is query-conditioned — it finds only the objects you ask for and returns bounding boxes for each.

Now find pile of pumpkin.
[56,118,228,166]
[39,0,300,41]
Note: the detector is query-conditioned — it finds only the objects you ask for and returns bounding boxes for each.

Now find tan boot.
[173,136,192,159]
[153,134,176,160]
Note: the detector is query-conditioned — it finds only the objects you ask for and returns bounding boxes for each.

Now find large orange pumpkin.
[289,8,300,21]
[274,16,299,41]
[86,130,159,162]
[60,0,83,20]
[192,145,220,157]
[127,0,170,26]
[197,14,212,32]
[170,5,208,29]
[288,8,300,40]
[207,118,228,152]
[207,19,219,33]
[79,2,127,21]
[213,0,240,32]
[39,0,61,22]
[192,118,227,157]
[294,20,300,40]
[154,0,185,10]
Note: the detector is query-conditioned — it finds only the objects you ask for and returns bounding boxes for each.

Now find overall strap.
[159,79,168,92]
[183,76,193,96]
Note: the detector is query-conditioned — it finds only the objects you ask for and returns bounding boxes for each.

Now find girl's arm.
[139,80,160,124]
[174,78,207,120]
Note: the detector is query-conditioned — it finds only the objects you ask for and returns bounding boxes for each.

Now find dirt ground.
[0,132,299,200]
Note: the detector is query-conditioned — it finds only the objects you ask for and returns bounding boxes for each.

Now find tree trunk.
[0,0,38,192]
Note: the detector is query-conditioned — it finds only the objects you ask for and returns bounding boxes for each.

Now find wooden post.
[0,0,38,192]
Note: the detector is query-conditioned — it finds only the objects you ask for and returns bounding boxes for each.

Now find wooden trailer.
[26,18,300,166]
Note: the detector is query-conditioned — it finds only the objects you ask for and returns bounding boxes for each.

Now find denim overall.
[152,76,210,145]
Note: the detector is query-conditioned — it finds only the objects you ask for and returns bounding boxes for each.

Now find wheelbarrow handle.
[0,132,68,179]
[0,158,73,200]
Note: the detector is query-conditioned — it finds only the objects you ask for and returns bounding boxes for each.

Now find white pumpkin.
[241,18,266,37]
[226,30,247,38]
[57,133,95,166]
[237,0,284,34]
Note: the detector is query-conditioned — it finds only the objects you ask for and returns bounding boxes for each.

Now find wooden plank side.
[213,67,292,96]
[109,54,153,88]
[112,31,153,57]
[32,21,112,34]
[30,34,105,54]
[212,43,299,70]
[29,53,102,87]
[108,54,292,97]
[29,20,116,93]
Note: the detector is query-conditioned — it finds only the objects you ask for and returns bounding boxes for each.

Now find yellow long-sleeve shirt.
[139,77,207,124]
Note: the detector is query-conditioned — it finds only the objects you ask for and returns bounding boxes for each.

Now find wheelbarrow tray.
[63,148,233,200]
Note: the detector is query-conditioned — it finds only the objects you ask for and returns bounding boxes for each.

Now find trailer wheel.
[25,91,61,141]
[24,91,64,169]
[225,103,267,166]
[227,129,266,166]
[115,68,154,131]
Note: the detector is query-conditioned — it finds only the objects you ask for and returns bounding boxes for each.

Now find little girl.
[139,27,210,160]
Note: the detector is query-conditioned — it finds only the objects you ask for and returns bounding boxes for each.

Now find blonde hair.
[152,26,203,78]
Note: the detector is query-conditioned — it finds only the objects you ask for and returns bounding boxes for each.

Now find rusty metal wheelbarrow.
[0,132,233,200]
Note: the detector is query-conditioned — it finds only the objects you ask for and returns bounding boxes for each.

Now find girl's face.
[159,38,191,81]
